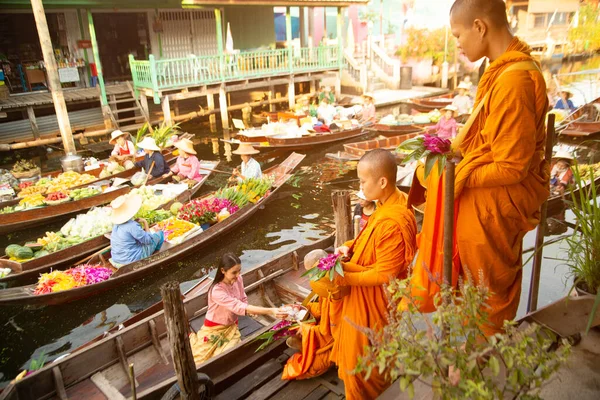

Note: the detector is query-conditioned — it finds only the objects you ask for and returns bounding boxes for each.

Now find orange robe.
[447,37,548,336]
[330,189,417,400]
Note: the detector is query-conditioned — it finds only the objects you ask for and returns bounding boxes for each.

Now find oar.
[74,244,112,266]
[142,162,155,186]
[200,167,235,176]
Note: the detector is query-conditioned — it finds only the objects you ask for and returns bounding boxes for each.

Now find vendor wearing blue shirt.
[230,143,262,183]
[109,194,164,268]
[554,89,576,112]
[135,137,171,178]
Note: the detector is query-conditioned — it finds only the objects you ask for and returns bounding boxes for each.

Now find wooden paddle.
[142,161,155,186]
[199,167,235,176]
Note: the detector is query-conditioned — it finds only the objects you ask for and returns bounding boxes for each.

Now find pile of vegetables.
[33,263,114,295]
[131,186,171,212]
[17,185,47,198]
[5,244,37,261]
[18,193,46,209]
[99,161,128,179]
[178,198,238,226]
[154,217,198,241]
[135,208,173,225]
[215,177,273,208]
[60,207,113,240]
[36,231,83,253]
[0,206,15,214]
[44,171,96,193]
[11,159,39,175]
[69,187,102,201]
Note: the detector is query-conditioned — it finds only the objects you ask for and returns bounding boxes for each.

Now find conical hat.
[137,137,160,152]
[110,194,143,225]
[174,138,196,155]
[232,142,259,155]
[109,130,128,145]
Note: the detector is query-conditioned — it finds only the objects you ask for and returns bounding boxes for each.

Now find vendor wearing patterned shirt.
[230,143,262,183]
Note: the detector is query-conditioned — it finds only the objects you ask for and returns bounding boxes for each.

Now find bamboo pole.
[443,160,456,292]
[332,190,352,248]
[527,113,556,313]
[30,0,76,155]
[160,281,200,400]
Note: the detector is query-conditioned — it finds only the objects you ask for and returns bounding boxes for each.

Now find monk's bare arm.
[337,221,407,287]
[465,71,537,188]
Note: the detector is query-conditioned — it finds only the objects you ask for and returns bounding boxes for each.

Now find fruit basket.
[153,217,200,245]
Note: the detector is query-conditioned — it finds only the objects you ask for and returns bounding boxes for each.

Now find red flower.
[203,336,209,343]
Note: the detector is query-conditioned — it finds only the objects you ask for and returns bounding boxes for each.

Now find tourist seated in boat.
[354,190,376,232]
[359,93,377,124]
[134,137,171,178]
[109,130,135,169]
[169,138,205,183]
[294,95,311,114]
[427,105,458,139]
[109,194,165,268]
[282,249,348,380]
[317,97,337,125]
[230,143,262,183]
[550,149,575,196]
[452,82,474,115]
[554,89,576,112]
[318,85,335,105]
[189,253,287,365]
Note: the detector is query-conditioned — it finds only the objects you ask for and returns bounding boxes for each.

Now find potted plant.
[357,278,570,399]
[563,162,600,330]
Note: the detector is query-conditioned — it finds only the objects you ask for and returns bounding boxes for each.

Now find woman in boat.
[359,93,377,124]
[230,143,262,183]
[550,149,575,196]
[353,190,376,232]
[554,89,576,112]
[317,97,337,126]
[135,137,171,178]
[452,82,474,115]
[189,253,287,364]
[109,130,136,169]
[427,105,458,139]
[109,194,165,269]
[318,85,335,104]
[169,138,205,182]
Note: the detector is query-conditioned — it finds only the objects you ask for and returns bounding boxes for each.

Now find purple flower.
[316,254,340,271]
[423,134,451,155]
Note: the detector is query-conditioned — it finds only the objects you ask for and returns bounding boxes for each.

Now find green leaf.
[407,382,415,399]
[586,290,600,334]
[329,266,335,281]
[488,356,500,377]
[423,155,438,180]
[400,376,408,391]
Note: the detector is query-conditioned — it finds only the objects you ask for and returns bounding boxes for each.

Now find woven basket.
[12,168,41,179]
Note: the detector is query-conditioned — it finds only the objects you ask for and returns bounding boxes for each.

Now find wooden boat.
[256,126,367,150]
[343,134,419,159]
[0,162,219,288]
[0,153,305,306]
[367,122,432,137]
[404,93,454,113]
[560,121,600,137]
[0,235,333,400]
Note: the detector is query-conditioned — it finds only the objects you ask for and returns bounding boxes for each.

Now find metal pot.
[61,154,84,173]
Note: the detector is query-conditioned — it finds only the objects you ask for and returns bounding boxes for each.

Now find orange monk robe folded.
[281,295,338,380]
[453,37,549,336]
[330,189,417,400]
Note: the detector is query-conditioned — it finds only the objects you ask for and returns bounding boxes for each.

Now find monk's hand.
[334,245,350,258]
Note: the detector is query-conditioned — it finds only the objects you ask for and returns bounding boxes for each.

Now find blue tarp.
[274,14,300,41]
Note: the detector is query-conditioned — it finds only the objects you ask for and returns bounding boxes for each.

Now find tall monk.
[331,149,417,399]
[449,0,549,335]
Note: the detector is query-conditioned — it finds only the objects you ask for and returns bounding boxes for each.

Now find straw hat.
[137,137,161,152]
[442,105,458,113]
[457,82,470,90]
[174,138,196,155]
[552,149,574,161]
[232,142,260,155]
[110,194,143,225]
[561,88,574,98]
[109,130,128,145]
[356,190,367,200]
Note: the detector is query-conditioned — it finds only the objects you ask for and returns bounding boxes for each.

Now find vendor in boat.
[452,82,474,115]
[135,137,171,178]
[427,105,458,139]
[359,93,376,124]
[230,143,262,183]
[189,253,287,364]
[550,149,575,196]
[109,130,136,169]
[317,97,337,126]
[169,138,205,182]
[109,194,165,268]
[554,89,576,112]
[353,190,376,232]
[318,85,335,104]
[294,95,311,114]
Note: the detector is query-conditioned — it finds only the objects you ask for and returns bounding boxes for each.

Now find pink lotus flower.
[423,134,451,155]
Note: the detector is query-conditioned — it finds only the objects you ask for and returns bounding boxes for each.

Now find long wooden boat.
[0,161,219,288]
[560,121,600,137]
[367,122,432,137]
[343,133,419,159]
[255,126,367,150]
[403,93,454,113]
[0,153,305,306]
[0,234,332,400]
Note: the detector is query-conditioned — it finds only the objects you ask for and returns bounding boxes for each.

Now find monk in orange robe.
[330,149,417,399]
[282,249,347,380]
[448,0,549,335]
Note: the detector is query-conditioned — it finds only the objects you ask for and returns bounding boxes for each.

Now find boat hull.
[258,127,366,150]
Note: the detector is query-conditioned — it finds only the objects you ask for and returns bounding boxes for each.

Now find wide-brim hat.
[552,150,574,161]
[109,130,128,145]
[442,105,458,113]
[174,138,196,155]
[457,82,470,90]
[561,89,574,98]
[233,142,260,155]
[137,137,161,152]
[110,194,143,225]
[362,92,374,100]
[357,190,367,200]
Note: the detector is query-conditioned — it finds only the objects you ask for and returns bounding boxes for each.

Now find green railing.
[129,46,341,103]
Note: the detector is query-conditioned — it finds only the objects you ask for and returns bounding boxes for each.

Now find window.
[553,12,569,25]
[534,13,546,28]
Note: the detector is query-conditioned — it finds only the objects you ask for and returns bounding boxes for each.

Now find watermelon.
[5,244,22,258]
[34,250,50,259]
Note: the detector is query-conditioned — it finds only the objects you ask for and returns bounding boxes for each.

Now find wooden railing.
[344,49,367,93]
[371,40,401,89]
[130,46,341,102]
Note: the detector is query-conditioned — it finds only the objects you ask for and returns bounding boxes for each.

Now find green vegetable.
[24,242,43,252]
[15,246,33,260]
[34,250,50,258]
[5,244,22,258]
[170,202,183,215]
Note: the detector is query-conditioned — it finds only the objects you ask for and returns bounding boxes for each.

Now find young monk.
[282,249,348,380]
[447,0,549,335]
[331,149,417,399]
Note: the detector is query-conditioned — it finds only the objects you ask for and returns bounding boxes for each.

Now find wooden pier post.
[288,78,296,109]
[219,84,230,130]
[139,93,149,120]
[162,95,173,127]
[31,0,76,154]
[26,106,40,140]
[336,7,344,98]
[268,85,276,112]
[207,93,217,127]
[332,190,352,248]
[161,281,200,400]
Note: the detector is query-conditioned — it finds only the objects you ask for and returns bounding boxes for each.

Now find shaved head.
[360,149,397,184]
[450,0,509,29]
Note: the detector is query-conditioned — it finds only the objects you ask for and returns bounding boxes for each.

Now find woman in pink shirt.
[169,139,205,182]
[189,253,285,364]
[428,105,458,139]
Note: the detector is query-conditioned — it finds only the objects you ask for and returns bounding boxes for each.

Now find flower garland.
[33,263,114,295]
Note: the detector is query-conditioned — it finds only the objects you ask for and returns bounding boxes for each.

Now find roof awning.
[182,0,369,6]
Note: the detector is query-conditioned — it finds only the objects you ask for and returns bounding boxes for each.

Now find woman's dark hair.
[209,253,241,294]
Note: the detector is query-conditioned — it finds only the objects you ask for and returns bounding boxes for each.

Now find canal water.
[0,56,598,386]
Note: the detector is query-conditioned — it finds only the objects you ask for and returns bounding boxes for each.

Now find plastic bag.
[131,171,147,187]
